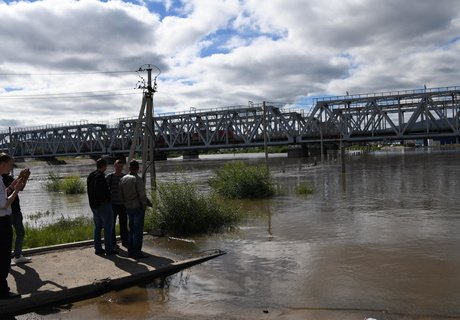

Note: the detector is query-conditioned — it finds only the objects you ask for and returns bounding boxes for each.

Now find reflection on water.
[17,150,460,319]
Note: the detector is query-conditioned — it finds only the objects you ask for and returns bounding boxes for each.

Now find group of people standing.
[0,154,152,300]
[87,158,151,259]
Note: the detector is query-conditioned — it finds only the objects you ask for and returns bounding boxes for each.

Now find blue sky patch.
[441,36,460,50]
[3,86,23,93]
[199,25,284,58]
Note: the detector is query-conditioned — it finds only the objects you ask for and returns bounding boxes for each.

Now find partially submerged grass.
[28,210,56,222]
[60,176,85,194]
[294,183,314,196]
[145,181,241,236]
[209,161,275,199]
[43,172,85,194]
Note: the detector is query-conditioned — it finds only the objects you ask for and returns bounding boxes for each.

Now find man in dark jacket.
[87,158,117,255]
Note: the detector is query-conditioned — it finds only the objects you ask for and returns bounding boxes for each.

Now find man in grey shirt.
[119,160,150,259]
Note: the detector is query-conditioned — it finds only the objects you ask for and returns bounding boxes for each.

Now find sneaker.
[95,249,106,255]
[13,255,31,264]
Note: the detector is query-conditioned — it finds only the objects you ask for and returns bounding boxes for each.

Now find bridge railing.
[313,85,460,104]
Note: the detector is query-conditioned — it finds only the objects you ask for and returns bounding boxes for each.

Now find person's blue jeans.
[111,204,128,247]
[91,202,114,253]
[11,211,25,259]
[126,207,145,257]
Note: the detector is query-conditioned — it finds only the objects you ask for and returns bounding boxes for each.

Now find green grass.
[23,216,93,249]
[145,181,241,236]
[43,172,85,194]
[209,161,275,199]
[294,183,314,196]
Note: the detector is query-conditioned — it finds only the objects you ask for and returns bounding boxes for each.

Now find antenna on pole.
[127,64,161,190]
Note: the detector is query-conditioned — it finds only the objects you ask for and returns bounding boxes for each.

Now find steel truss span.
[1,86,460,158]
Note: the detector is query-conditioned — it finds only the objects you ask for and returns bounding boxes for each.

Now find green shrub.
[145,182,241,236]
[295,183,314,196]
[60,175,85,194]
[209,161,274,199]
[43,173,85,194]
[23,216,93,248]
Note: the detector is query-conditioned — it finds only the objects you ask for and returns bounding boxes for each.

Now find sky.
[1,0,460,129]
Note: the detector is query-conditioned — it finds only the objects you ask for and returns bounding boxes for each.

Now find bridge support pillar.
[287,145,308,158]
[183,150,199,160]
[155,152,168,161]
[326,144,339,160]
[308,144,322,156]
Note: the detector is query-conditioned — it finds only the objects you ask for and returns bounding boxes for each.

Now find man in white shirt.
[0,153,25,299]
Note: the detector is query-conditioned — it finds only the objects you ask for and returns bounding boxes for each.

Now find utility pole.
[316,118,324,163]
[127,64,160,189]
[8,126,12,156]
[263,101,268,168]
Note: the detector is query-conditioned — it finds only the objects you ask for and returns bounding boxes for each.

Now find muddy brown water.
[13,150,460,319]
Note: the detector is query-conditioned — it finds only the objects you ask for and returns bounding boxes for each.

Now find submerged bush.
[43,173,85,194]
[145,182,241,236]
[209,161,274,199]
[60,176,85,194]
[295,183,314,196]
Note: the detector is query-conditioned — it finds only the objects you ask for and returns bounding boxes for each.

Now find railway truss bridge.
[1,86,460,159]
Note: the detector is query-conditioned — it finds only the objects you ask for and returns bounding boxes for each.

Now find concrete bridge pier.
[288,143,337,161]
[38,157,66,165]
[183,150,200,160]
[155,152,168,161]
[287,145,308,158]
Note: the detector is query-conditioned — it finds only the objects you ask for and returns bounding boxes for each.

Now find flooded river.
[15,149,460,319]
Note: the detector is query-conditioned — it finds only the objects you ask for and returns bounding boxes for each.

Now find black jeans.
[0,215,13,296]
[112,204,128,247]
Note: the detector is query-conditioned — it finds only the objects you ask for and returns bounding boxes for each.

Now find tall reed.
[145,181,241,236]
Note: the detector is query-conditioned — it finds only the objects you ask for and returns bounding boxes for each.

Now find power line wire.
[0,88,136,98]
[0,92,138,100]
[0,70,137,76]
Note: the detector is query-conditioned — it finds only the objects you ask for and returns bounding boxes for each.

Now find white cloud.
[1,0,460,129]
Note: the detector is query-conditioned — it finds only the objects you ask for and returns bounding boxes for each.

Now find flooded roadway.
[15,149,460,319]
